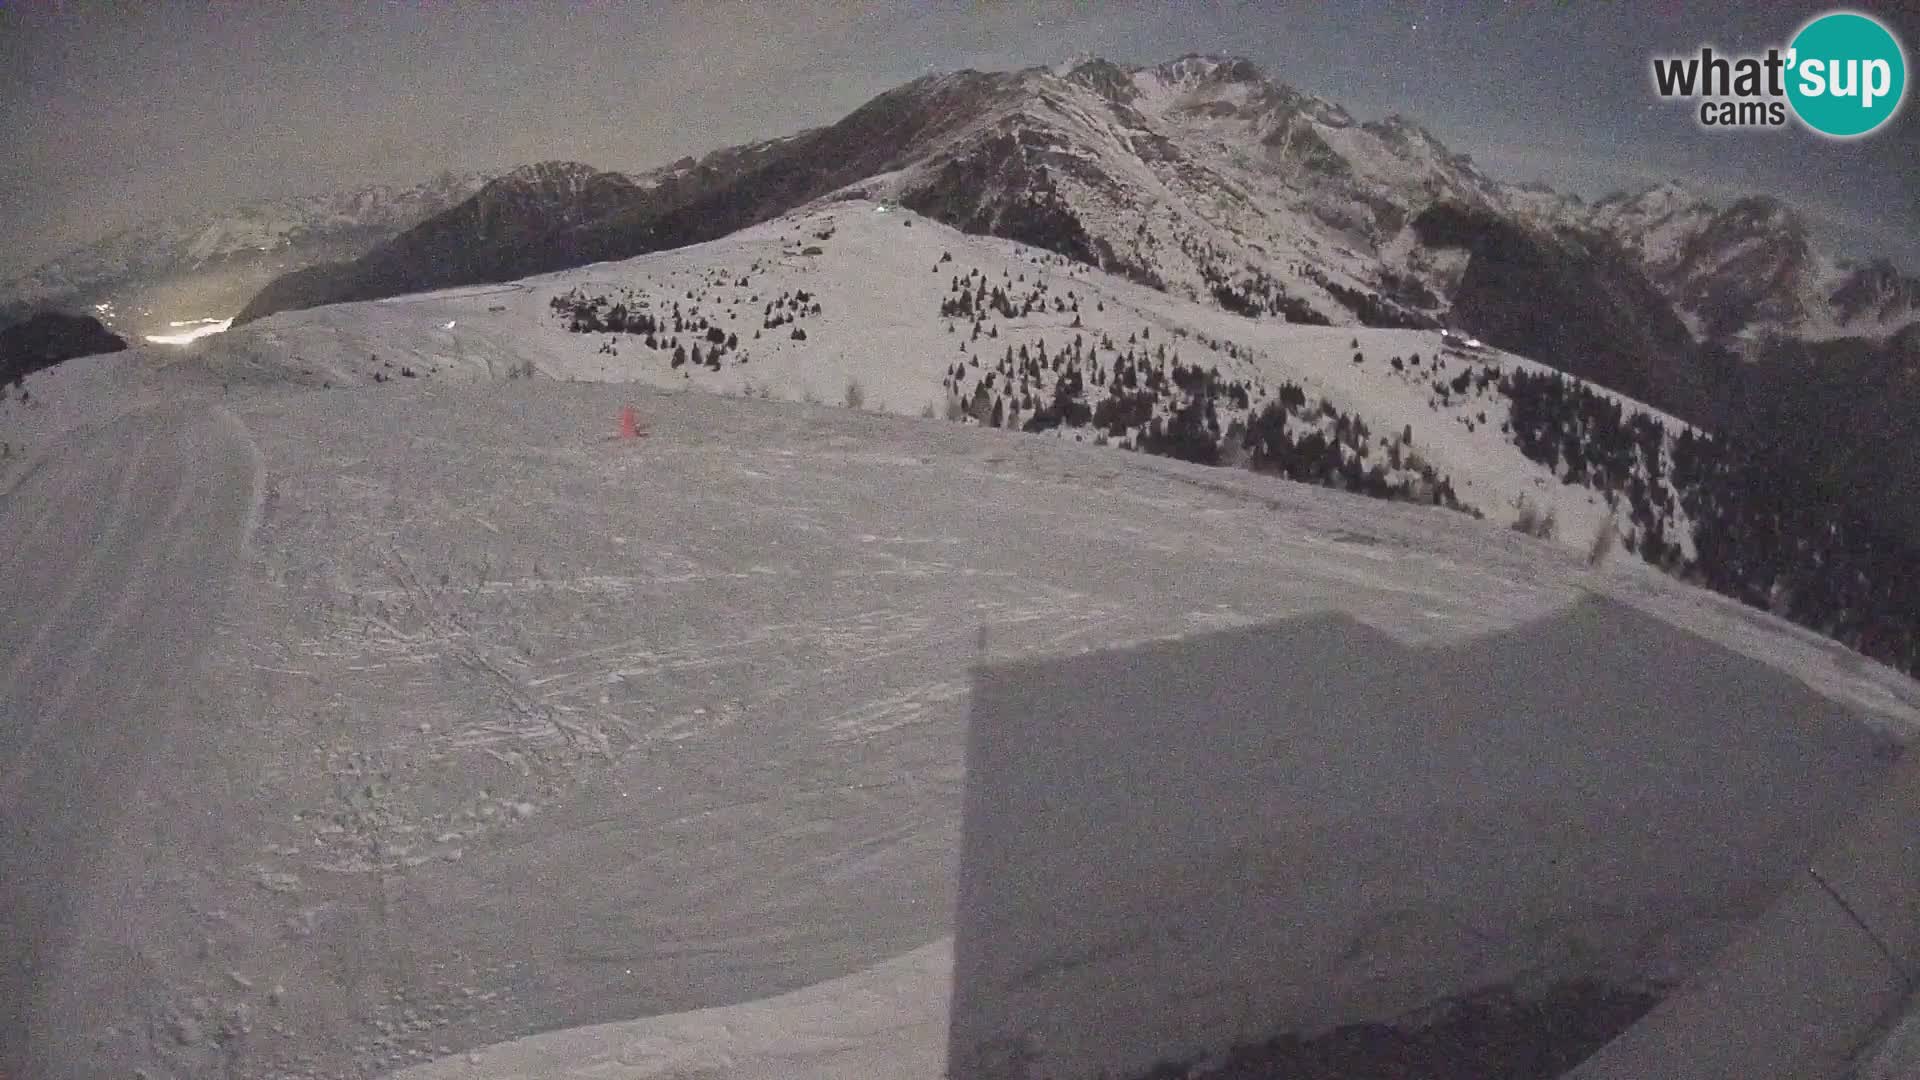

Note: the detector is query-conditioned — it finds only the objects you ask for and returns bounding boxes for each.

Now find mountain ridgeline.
[211,54,1919,675]
[229,56,1918,351]
[234,72,1033,323]
[1,173,489,339]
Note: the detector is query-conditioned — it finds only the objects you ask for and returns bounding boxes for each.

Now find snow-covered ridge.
[215,199,1695,562]
[1579,182,1722,270]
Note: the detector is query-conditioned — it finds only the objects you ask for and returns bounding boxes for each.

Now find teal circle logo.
[1786,11,1907,137]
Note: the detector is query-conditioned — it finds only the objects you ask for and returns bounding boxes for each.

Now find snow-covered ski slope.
[1,256,1916,1078]
[209,198,1697,561]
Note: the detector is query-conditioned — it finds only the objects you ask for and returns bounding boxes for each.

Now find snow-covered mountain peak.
[233,52,1524,339]
[1716,193,1799,233]
[214,54,1913,351]
[1142,53,1266,89]
[1362,113,1453,155]
[1582,184,1719,259]
[1602,180,1704,211]
[1062,57,1141,104]
[1125,54,1350,130]
[1564,180,1920,341]
[496,161,616,196]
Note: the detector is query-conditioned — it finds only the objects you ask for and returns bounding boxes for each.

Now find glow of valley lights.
[145,317,234,345]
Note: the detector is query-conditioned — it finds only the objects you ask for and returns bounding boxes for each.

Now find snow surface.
[1855,1001,1920,1080]
[385,942,951,1080]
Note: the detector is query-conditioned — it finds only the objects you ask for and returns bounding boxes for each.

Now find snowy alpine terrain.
[4,375,1916,1080]
[222,195,1920,685]
[204,200,1698,563]
[2,190,1917,1079]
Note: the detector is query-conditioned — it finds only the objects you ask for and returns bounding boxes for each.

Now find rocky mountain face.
[0,172,490,338]
[1567,183,1920,344]
[24,54,1911,361]
[1828,258,1920,329]
[0,311,128,385]
[1409,203,1710,419]
[233,56,1538,331]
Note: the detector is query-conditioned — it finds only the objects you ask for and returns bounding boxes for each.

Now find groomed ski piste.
[1,200,1915,1080]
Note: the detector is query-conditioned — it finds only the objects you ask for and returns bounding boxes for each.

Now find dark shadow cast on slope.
[1130,977,1658,1080]
[947,594,1900,1080]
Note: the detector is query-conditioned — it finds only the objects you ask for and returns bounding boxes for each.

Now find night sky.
[3,0,1916,276]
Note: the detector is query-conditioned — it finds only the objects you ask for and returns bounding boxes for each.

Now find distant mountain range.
[11,55,1915,360]
[211,56,1917,355]
[0,172,490,338]
[1564,183,1920,343]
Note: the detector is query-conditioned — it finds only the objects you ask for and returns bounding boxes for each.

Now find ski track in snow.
[0,404,263,1080]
